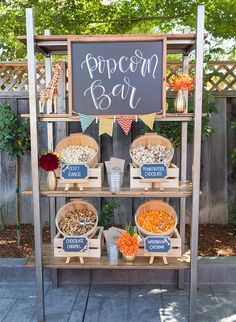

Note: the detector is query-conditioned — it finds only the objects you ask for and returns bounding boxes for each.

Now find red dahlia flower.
[39,152,60,172]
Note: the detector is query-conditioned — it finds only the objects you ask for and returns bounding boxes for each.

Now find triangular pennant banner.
[99,118,114,136]
[117,117,133,135]
[79,113,95,132]
[139,113,156,130]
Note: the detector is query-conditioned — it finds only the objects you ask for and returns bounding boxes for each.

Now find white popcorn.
[130,144,174,166]
[61,145,96,164]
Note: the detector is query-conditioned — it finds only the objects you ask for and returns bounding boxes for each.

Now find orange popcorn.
[137,210,175,234]
[116,232,139,256]
[168,74,194,91]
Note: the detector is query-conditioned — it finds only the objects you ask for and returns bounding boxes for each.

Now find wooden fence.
[0,61,236,225]
[1,61,236,93]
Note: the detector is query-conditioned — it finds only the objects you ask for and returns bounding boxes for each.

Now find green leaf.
[98,200,118,227]
[0,0,236,60]
[0,103,30,158]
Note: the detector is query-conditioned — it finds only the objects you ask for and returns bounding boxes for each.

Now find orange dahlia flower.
[168,74,194,91]
[116,231,139,256]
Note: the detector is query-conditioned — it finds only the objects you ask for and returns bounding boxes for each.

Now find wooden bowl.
[135,200,177,236]
[129,133,174,168]
[55,200,98,238]
[55,133,99,168]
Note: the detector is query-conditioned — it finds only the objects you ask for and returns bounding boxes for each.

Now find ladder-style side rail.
[26,8,45,322]
[189,5,205,322]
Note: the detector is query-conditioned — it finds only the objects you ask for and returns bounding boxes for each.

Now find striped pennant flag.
[79,113,95,132]
[117,117,133,135]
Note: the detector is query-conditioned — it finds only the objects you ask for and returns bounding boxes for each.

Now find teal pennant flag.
[79,113,95,132]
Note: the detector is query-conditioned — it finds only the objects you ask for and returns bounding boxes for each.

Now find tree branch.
[89,13,190,25]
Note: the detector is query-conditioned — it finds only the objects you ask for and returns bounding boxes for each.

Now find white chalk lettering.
[123,77,141,109]
[84,77,141,111]
[81,53,98,79]
[144,171,162,176]
[68,172,82,177]
[118,56,130,73]
[150,245,164,250]
[148,239,165,245]
[68,165,80,171]
[81,50,159,80]
[66,238,85,244]
[143,166,165,171]
[84,80,111,110]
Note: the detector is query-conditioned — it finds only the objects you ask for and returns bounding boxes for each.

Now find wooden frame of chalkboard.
[68,35,167,118]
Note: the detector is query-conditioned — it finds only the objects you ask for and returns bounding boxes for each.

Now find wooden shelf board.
[25,244,190,270]
[17,33,208,55]
[20,113,207,122]
[22,182,192,197]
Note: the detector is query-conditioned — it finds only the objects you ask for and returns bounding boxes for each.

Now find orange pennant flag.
[99,118,114,136]
[139,113,156,130]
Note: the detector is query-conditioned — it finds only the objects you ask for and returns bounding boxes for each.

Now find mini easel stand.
[140,179,169,191]
[63,180,89,191]
[149,256,168,265]
[65,256,84,264]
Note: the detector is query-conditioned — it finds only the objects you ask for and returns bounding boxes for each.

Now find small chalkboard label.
[144,236,172,253]
[63,236,88,253]
[61,164,88,180]
[141,164,167,179]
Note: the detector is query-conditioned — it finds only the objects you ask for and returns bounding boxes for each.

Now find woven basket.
[55,200,98,238]
[129,133,174,168]
[135,200,177,237]
[55,133,99,168]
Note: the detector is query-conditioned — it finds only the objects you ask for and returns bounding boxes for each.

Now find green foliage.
[143,91,217,147]
[124,222,136,236]
[44,220,50,228]
[0,103,30,158]
[231,149,236,162]
[232,122,236,163]
[0,0,235,60]
[0,205,5,230]
[98,200,118,227]
[229,202,236,224]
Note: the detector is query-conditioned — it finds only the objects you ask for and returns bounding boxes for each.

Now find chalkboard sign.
[63,236,88,252]
[144,236,172,253]
[141,164,167,179]
[68,35,166,117]
[61,164,88,180]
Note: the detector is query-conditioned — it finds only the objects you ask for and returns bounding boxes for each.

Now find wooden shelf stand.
[22,6,205,322]
[26,244,190,270]
[22,182,193,198]
[20,112,206,122]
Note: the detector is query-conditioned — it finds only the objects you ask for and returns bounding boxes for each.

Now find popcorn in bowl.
[61,145,96,164]
[59,209,97,236]
[130,144,174,167]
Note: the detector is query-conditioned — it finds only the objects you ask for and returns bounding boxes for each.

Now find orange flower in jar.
[168,74,194,91]
[116,232,139,256]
